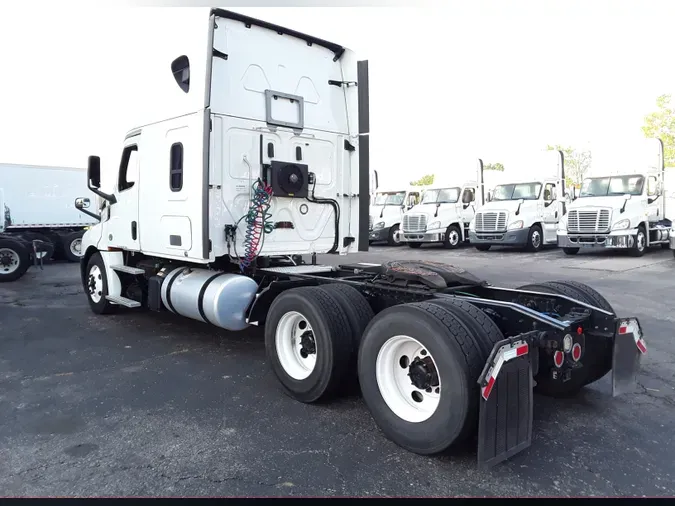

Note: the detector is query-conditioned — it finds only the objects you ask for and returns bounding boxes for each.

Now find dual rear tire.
[265,287,504,455]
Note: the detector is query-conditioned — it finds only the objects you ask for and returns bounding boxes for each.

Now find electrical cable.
[234,178,274,272]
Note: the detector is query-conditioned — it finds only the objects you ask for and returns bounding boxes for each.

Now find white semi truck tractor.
[469,150,566,252]
[368,186,421,246]
[558,138,671,257]
[74,8,648,469]
[399,169,481,249]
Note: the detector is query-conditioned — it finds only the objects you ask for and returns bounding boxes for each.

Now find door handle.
[131,221,137,241]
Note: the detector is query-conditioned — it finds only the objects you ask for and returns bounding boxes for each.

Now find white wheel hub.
[448,229,459,246]
[376,335,441,423]
[0,248,20,275]
[87,265,103,303]
[275,311,317,380]
[70,238,83,257]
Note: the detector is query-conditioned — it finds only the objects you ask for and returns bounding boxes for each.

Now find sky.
[0,0,673,189]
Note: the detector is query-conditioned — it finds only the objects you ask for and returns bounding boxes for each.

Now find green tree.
[484,162,505,171]
[410,174,435,186]
[545,144,591,187]
[641,94,675,167]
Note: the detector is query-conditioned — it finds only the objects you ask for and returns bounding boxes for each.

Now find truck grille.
[402,214,427,232]
[567,209,611,233]
[475,211,507,232]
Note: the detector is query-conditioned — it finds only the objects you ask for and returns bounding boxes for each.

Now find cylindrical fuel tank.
[160,267,258,331]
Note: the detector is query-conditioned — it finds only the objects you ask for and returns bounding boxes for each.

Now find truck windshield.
[374,191,406,206]
[421,188,460,204]
[579,175,645,197]
[491,182,542,201]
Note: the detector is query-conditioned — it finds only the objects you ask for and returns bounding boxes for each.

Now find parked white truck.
[0,187,52,281]
[400,170,481,249]
[368,186,421,245]
[469,150,566,252]
[74,8,647,470]
[558,138,671,257]
[0,163,95,263]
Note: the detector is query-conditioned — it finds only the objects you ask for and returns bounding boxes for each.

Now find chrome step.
[110,264,145,275]
[261,264,335,274]
[105,295,141,308]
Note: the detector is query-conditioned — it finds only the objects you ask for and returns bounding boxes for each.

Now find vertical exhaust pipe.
[357,59,370,252]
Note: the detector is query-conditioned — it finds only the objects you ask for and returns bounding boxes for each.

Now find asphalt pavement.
[1,243,674,497]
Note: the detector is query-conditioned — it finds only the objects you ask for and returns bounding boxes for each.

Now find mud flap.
[477,338,534,470]
[612,317,647,397]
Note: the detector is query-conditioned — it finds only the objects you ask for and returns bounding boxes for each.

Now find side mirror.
[171,55,191,93]
[88,155,101,189]
[75,197,91,210]
[572,187,578,200]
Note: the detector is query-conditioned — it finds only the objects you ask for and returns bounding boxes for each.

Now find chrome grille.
[402,214,427,232]
[567,209,611,233]
[475,211,507,232]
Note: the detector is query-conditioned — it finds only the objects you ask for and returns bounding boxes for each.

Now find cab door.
[106,136,141,251]
[541,181,559,244]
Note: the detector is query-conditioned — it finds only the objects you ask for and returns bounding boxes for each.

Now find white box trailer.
[0,163,96,263]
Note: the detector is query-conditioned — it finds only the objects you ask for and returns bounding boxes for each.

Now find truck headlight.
[427,221,441,230]
[374,221,385,230]
[612,219,630,231]
[508,220,524,230]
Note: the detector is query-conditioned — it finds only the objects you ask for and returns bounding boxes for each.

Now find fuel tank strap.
[165,267,188,314]
[197,272,225,325]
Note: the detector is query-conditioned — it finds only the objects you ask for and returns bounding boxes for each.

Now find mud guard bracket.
[477,338,534,470]
[612,317,646,397]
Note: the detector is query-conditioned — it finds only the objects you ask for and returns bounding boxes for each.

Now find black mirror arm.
[89,184,117,205]
[77,207,101,221]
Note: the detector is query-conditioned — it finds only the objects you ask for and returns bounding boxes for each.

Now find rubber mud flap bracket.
[612,317,647,397]
[477,339,534,470]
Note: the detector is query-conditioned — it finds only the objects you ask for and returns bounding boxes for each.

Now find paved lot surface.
[1,244,674,497]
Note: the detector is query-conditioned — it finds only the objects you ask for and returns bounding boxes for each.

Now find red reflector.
[516,344,529,357]
[481,376,496,401]
[554,350,564,368]
[577,326,583,335]
[636,339,647,355]
[571,343,582,362]
[619,325,628,334]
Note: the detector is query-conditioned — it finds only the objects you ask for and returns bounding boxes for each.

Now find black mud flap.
[612,317,647,397]
[477,338,534,470]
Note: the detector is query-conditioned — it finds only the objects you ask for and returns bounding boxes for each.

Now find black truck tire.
[318,283,374,349]
[265,286,353,404]
[63,230,85,263]
[629,224,647,257]
[563,247,579,256]
[525,224,543,252]
[518,280,615,397]
[474,244,491,252]
[407,242,422,249]
[387,224,401,246]
[426,297,504,359]
[357,302,485,455]
[442,224,462,249]
[84,252,118,315]
[0,238,31,282]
